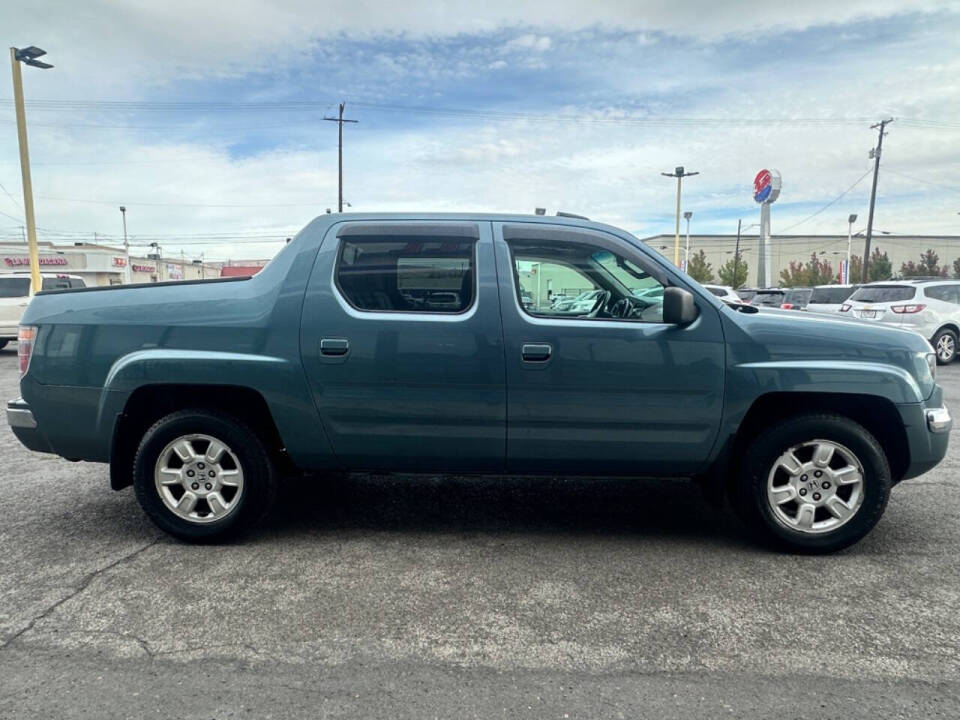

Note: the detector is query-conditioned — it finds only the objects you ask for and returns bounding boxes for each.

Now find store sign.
[753,168,782,204]
[112,256,128,268]
[132,263,155,273]
[3,256,68,267]
[167,264,182,280]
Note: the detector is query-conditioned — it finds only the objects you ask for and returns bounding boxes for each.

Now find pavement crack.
[0,537,161,651]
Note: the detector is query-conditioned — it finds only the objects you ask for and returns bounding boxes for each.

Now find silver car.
[841,280,960,364]
[806,284,860,315]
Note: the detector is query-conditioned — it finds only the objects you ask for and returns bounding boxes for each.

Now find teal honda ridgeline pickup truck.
[6,214,952,552]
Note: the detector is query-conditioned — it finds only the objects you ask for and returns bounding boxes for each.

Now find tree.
[779,253,835,287]
[867,248,893,282]
[686,249,714,283]
[900,249,946,278]
[718,255,748,288]
[953,257,960,279]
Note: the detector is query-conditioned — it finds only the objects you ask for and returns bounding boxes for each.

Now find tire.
[733,414,891,554]
[0,339,8,350]
[932,328,957,365]
[132,409,277,542]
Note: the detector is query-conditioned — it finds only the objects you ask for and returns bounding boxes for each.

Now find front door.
[300,220,506,472]
[493,222,725,476]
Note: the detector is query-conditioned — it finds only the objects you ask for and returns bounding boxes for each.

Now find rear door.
[299,220,506,472]
[493,222,725,476]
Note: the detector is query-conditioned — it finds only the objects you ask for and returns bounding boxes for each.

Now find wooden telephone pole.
[323,102,358,212]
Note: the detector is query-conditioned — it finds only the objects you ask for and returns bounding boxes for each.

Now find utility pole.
[862,119,893,283]
[119,205,131,283]
[323,102,358,213]
[733,219,742,289]
[9,46,53,295]
[661,167,699,268]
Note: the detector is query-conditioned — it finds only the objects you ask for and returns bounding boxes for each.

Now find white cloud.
[503,34,553,52]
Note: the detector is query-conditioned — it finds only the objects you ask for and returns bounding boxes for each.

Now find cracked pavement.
[1,346,959,718]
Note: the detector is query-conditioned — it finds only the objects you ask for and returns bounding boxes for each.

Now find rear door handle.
[521,343,552,362]
[320,338,350,356]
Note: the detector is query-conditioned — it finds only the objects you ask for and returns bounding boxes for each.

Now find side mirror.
[662,287,699,325]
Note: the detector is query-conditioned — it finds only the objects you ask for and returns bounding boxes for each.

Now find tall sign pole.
[661,166,699,267]
[752,168,781,287]
[9,47,53,295]
[862,119,892,283]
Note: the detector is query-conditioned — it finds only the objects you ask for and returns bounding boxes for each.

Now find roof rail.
[555,211,590,220]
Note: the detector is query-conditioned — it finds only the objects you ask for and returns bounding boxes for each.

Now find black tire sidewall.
[133,410,274,542]
[738,415,891,553]
[933,328,957,365]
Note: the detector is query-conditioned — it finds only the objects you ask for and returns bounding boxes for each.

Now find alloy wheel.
[154,434,245,523]
[766,439,865,534]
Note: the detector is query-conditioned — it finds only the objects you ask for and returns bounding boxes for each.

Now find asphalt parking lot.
[1,346,959,719]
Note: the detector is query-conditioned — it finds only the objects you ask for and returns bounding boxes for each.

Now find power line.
[777,169,874,234]
[37,195,323,208]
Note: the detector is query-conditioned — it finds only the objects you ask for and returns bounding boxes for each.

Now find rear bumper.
[6,398,54,454]
[0,325,18,339]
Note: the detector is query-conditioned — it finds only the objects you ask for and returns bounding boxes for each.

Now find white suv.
[841,279,960,364]
[0,273,86,349]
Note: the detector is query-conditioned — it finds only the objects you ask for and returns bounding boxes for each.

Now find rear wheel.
[733,414,890,553]
[133,409,276,542]
[933,328,957,365]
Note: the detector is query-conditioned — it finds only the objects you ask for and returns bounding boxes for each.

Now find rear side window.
[810,286,856,304]
[849,285,916,303]
[336,236,475,313]
[924,285,960,304]
[0,277,31,297]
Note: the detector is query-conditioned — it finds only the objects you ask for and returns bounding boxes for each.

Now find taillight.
[18,325,36,376]
[839,304,851,312]
[891,304,926,314]
[780,303,794,309]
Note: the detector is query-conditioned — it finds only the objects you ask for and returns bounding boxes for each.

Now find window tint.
[809,286,856,304]
[751,291,785,306]
[336,236,475,313]
[849,285,916,303]
[42,277,72,291]
[508,238,666,323]
[925,285,960,304]
[0,277,31,298]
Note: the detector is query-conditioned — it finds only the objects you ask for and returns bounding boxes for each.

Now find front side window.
[508,239,665,322]
[336,236,475,313]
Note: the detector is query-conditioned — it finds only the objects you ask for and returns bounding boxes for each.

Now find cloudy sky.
[2,0,959,262]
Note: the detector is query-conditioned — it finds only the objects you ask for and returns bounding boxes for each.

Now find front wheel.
[933,328,957,365]
[733,414,891,553]
[132,409,277,542]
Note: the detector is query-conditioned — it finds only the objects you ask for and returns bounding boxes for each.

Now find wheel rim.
[937,334,955,361]
[154,434,244,524]
[766,439,865,535]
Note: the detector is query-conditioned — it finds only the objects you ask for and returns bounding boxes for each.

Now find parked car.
[842,279,960,364]
[736,287,758,303]
[0,273,85,349]
[7,213,950,553]
[750,287,812,310]
[806,284,860,315]
[702,284,741,302]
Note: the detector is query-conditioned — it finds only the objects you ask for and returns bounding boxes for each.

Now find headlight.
[926,352,937,381]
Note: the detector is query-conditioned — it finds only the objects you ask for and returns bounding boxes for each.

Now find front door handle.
[521,343,552,362]
[320,338,350,356]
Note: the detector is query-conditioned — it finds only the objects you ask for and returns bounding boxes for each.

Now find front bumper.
[898,395,951,481]
[6,398,54,454]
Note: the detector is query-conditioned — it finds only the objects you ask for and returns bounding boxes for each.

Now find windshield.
[849,285,916,303]
[810,286,856,304]
[0,277,31,298]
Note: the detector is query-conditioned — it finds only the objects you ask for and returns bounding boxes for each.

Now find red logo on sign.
[753,170,771,195]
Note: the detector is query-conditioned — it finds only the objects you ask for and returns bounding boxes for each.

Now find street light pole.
[733,219,742,290]
[661,167,699,268]
[847,213,857,283]
[9,46,53,296]
[683,211,692,271]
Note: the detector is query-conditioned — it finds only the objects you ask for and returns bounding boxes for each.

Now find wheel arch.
[109,384,285,491]
[722,391,910,495]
